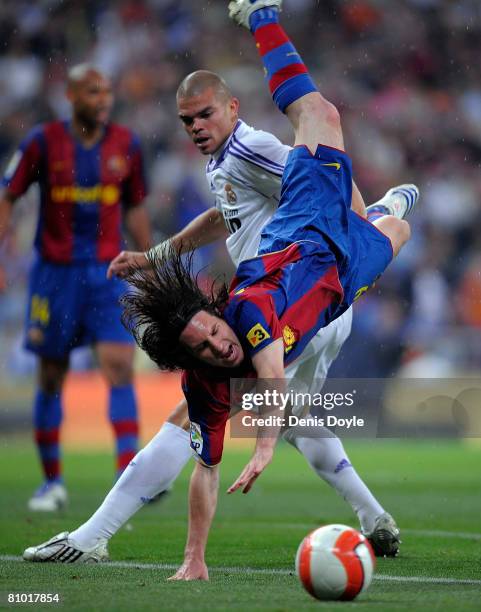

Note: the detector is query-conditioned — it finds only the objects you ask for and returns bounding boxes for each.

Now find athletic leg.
[351,181,367,218]
[69,400,192,549]
[35,357,68,482]
[284,312,384,533]
[282,429,384,533]
[69,420,191,549]
[233,3,343,150]
[24,258,77,510]
[28,357,69,511]
[373,216,411,257]
[96,342,139,477]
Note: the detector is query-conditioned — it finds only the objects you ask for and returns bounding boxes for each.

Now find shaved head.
[66,63,113,132]
[67,63,105,88]
[176,70,239,155]
[176,70,233,104]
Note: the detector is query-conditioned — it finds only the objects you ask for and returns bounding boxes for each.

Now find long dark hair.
[121,243,229,371]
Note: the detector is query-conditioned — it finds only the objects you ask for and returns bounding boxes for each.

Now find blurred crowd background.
[1,0,481,380]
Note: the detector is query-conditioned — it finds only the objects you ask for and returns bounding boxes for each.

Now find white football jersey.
[206,120,291,266]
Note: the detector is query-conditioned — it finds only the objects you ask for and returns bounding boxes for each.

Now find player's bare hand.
[167,559,209,581]
[107,250,148,279]
[227,447,273,494]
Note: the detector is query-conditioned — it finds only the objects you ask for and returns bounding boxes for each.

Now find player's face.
[177,88,239,155]
[180,310,244,368]
[68,71,114,128]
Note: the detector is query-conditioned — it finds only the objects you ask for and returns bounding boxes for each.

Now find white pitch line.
[403,528,481,541]
[1,555,480,586]
[253,523,481,541]
[373,574,481,586]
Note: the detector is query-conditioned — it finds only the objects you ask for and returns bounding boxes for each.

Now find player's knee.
[102,357,133,386]
[113,366,133,386]
[39,377,62,395]
[300,95,340,130]
[39,359,68,394]
[321,99,341,132]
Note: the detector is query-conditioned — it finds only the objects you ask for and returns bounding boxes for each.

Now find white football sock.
[283,428,384,533]
[70,422,192,549]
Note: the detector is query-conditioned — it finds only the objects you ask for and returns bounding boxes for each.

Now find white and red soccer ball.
[295,524,375,601]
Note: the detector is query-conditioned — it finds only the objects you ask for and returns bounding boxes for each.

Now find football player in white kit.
[23,68,419,564]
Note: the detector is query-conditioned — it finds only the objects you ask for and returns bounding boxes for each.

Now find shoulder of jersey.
[42,121,66,139]
[228,124,287,173]
[235,121,283,148]
[107,123,136,139]
[35,121,77,149]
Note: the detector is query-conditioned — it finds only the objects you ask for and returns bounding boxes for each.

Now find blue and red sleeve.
[227,291,283,360]
[182,370,231,467]
[2,125,45,198]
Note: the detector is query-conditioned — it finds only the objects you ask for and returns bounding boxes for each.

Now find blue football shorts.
[24,257,133,359]
[258,144,393,308]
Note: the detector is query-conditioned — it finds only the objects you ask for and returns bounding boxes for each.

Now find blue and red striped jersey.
[2,121,147,263]
[226,242,343,365]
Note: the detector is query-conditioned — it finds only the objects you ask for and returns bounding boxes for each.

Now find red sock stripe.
[112,420,139,437]
[254,23,290,56]
[268,63,309,94]
[43,459,60,480]
[117,450,136,472]
[35,429,60,445]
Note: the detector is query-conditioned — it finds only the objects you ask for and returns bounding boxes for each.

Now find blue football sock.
[33,389,62,482]
[109,384,139,477]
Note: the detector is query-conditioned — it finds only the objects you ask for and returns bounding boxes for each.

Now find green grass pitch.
[1,439,480,611]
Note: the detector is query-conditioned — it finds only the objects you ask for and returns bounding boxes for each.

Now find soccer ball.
[295,524,375,601]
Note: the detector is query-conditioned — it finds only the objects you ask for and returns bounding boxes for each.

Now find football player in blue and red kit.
[0,64,151,511]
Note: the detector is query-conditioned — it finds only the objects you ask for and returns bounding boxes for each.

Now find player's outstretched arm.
[168,461,219,581]
[227,436,276,495]
[107,206,227,279]
[168,206,228,253]
[228,340,285,494]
